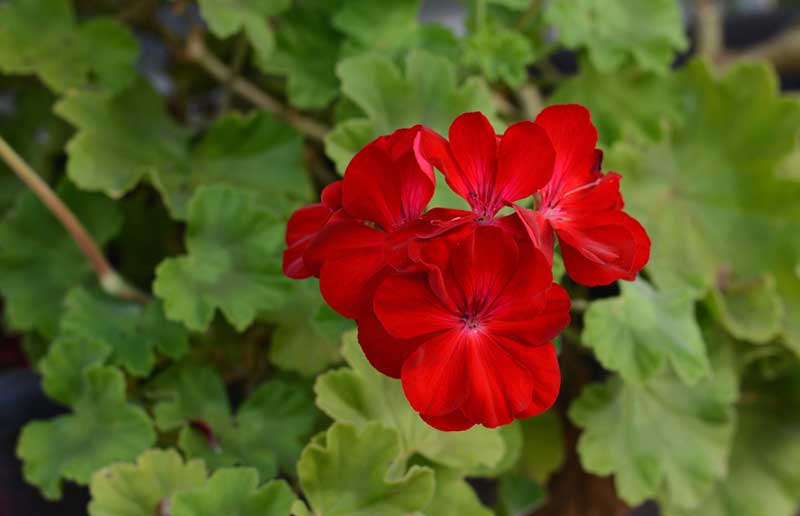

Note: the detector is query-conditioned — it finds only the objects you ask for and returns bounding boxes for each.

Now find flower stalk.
[0,136,149,304]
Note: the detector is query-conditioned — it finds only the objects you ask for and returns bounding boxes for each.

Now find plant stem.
[695,0,723,61]
[0,136,150,304]
[185,30,330,142]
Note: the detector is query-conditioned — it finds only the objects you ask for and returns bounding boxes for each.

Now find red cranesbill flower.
[373,226,569,430]
[513,104,651,286]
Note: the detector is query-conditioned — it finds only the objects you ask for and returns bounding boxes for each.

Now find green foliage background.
[0,0,798,514]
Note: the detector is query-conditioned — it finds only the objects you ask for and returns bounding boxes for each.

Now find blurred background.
[1,0,799,515]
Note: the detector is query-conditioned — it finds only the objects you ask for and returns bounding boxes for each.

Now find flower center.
[460,312,482,331]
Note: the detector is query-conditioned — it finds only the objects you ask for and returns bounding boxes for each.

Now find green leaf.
[608,60,800,349]
[497,473,546,516]
[315,331,505,471]
[88,449,206,516]
[172,468,295,516]
[582,278,710,384]
[297,422,435,516]
[154,185,289,331]
[0,181,121,337]
[708,273,785,344]
[262,1,344,109]
[17,367,156,500]
[326,49,496,172]
[56,84,309,219]
[267,280,346,376]
[423,466,492,516]
[0,0,137,93]
[148,365,316,478]
[544,0,687,74]
[197,0,291,62]
[551,62,682,145]
[517,411,566,484]
[569,340,737,508]
[333,0,421,56]
[44,288,188,385]
[462,22,535,87]
[662,370,800,516]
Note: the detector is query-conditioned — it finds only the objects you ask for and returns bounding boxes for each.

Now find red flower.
[373,226,570,429]
[415,112,555,222]
[282,181,343,279]
[514,104,651,285]
[300,126,436,319]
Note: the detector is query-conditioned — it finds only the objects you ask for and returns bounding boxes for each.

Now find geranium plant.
[0,0,798,515]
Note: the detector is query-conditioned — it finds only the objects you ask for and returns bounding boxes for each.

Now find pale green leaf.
[582,278,710,384]
[17,367,156,499]
[569,341,737,508]
[315,332,505,471]
[326,50,496,172]
[0,0,137,93]
[297,422,435,516]
[153,185,289,331]
[544,0,687,73]
[172,468,295,516]
[88,449,206,516]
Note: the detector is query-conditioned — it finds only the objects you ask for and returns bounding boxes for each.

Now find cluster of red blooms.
[283,105,650,431]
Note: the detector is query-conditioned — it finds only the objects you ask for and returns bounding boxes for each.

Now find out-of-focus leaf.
[266,280,347,376]
[497,472,546,516]
[423,466,492,516]
[88,449,207,516]
[57,85,309,220]
[708,272,784,344]
[0,0,137,93]
[263,1,344,109]
[333,0,420,56]
[517,410,566,484]
[0,182,121,337]
[148,365,316,478]
[0,85,69,211]
[296,422,435,516]
[315,332,505,471]
[582,278,710,384]
[544,0,687,73]
[197,0,291,62]
[171,468,295,516]
[662,369,800,516]
[569,340,737,509]
[154,186,289,331]
[551,62,682,145]
[609,60,800,351]
[16,367,156,500]
[462,22,534,87]
[325,50,496,172]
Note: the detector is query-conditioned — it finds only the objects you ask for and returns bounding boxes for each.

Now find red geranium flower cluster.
[283,105,650,431]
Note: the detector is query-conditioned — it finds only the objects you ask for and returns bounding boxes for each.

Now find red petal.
[535,104,599,203]
[487,243,553,323]
[511,205,555,264]
[319,247,387,319]
[303,220,385,276]
[420,410,474,431]
[556,211,649,286]
[357,309,423,378]
[496,121,555,203]
[344,128,434,231]
[489,284,571,348]
[448,112,499,215]
[321,180,343,210]
[373,273,458,339]
[459,334,535,428]
[513,343,561,418]
[401,329,471,416]
[451,225,518,311]
[283,204,332,279]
